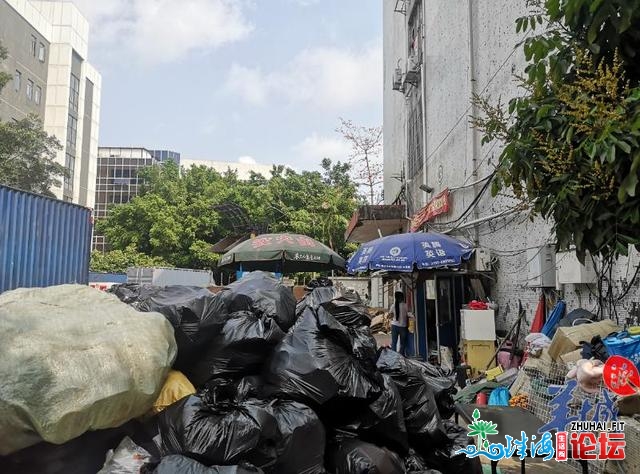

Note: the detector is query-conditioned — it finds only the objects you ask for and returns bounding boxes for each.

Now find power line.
[423,36,526,171]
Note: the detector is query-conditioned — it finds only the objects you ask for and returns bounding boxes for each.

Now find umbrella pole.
[435,274,441,365]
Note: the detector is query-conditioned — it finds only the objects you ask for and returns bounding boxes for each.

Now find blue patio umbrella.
[347,231,474,274]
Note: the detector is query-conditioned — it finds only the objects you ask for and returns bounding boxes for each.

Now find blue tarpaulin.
[541,300,567,338]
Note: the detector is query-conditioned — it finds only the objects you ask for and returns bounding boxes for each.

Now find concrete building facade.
[93,146,181,251]
[382,0,639,336]
[0,0,101,208]
[0,0,49,120]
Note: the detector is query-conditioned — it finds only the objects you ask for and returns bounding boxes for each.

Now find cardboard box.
[523,347,556,377]
[463,340,496,376]
[559,348,584,369]
[548,319,619,360]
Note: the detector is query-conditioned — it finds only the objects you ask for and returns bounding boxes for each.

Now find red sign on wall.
[410,188,450,232]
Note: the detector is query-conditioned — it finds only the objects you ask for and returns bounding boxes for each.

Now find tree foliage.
[0,115,66,197]
[90,246,169,273]
[336,118,383,205]
[473,0,640,262]
[96,159,359,270]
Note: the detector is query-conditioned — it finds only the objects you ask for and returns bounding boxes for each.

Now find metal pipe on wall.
[468,0,481,246]
[420,0,429,205]
[435,274,441,364]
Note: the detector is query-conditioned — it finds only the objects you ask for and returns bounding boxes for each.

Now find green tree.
[473,0,640,263]
[96,159,359,270]
[0,42,65,196]
[90,246,169,273]
[0,115,66,197]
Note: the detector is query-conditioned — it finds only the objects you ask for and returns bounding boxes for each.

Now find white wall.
[14,1,101,206]
[382,0,407,204]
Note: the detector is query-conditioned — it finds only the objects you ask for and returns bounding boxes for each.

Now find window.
[30,36,37,57]
[34,86,42,105]
[69,74,80,114]
[38,43,45,62]
[14,71,21,91]
[26,80,33,100]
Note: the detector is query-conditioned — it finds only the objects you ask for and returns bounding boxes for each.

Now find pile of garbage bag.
[0,272,480,474]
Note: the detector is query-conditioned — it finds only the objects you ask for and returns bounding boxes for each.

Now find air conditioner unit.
[404,52,421,85]
[472,248,492,272]
[392,66,404,91]
[526,244,556,287]
[557,250,597,284]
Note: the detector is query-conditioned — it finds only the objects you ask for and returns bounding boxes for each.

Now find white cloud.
[238,155,257,165]
[293,133,352,164]
[71,0,253,64]
[225,64,269,106]
[225,42,382,110]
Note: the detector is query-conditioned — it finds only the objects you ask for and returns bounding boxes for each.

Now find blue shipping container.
[0,185,93,293]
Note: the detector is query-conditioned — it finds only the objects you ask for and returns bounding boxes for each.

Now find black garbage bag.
[110,284,229,372]
[377,348,457,418]
[296,286,341,316]
[269,400,325,474]
[220,272,297,332]
[427,421,482,474]
[325,437,405,474]
[376,349,448,449]
[189,311,285,386]
[338,373,408,455]
[266,306,383,408]
[144,455,264,474]
[305,277,334,290]
[317,297,371,328]
[201,376,265,405]
[403,449,427,471]
[157,395,280,469]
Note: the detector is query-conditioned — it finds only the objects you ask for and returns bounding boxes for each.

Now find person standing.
[390,291,408,355]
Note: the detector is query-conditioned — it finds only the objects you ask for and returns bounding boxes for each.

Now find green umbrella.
[217,233,346,273]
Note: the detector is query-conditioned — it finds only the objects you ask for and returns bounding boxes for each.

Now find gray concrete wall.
[0,0,49,121]
[382,0,407,205]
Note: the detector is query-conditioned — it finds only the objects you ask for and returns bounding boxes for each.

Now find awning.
[210,234,249,253]
[344,205,407,243]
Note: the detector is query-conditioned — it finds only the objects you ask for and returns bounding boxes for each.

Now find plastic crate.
[603,331,640,368]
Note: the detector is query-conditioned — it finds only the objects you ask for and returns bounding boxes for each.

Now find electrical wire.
[422,37,527,171]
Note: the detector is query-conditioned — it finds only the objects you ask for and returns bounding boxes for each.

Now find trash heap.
[0,272,481,474]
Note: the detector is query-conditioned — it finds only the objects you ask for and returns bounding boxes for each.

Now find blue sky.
[72,0,383,170]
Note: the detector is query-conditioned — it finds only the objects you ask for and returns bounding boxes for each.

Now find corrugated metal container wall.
[0,185,93,293]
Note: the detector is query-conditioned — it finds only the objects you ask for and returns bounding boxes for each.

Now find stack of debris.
[0,271,480,474]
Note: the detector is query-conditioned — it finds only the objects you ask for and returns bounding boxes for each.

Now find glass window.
[38,43,45,62]
[69,74,80,114]
[14,71,21,91]
[31,36,37,56]
[66,115,78,149]
[26,80,33,100]
[34,86,41,105]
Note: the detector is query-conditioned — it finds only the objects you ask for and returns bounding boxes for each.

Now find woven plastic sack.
[0,285,177,455]
[151,370,196,415]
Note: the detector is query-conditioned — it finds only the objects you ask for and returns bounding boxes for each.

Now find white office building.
[2,0,101,207]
